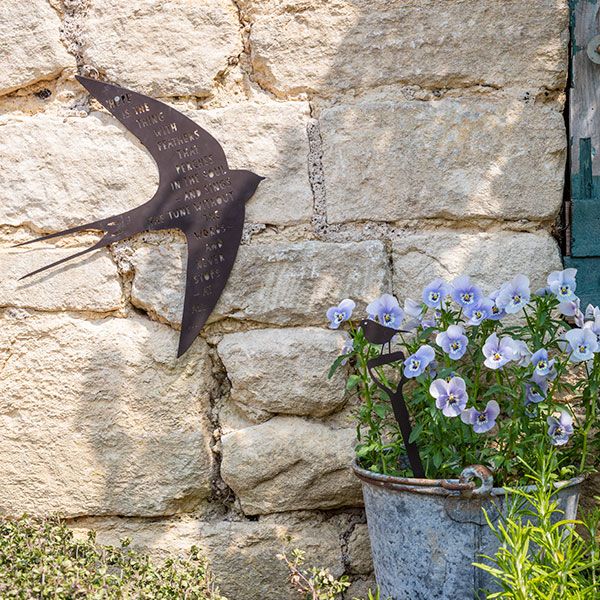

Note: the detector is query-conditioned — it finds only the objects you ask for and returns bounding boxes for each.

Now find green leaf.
[346,374,361,390]
[373,404,388,419]
[328,355,347,379]
[409,423,424,444]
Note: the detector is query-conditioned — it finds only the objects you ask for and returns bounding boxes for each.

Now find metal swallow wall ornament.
[16,76,264,357]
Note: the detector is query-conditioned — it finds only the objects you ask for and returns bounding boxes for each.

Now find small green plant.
[279,549,350,600]
[279,548,382,600]
[0,514,225,599]
[474,451,600,599]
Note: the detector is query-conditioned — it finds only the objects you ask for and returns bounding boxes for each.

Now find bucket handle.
[458,465,494,497]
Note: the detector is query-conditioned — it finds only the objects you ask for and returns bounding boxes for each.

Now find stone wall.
[0,1,568,598]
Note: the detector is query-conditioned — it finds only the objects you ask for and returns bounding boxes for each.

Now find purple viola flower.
[451,275,482,308]
[564,327,599,363]
[488,289,507,321]
[526,378,548,404]
[340,334,354,366]
[482,333,516,369]
[496,275,531,314]
[464,298,494,326]
[548,268,577,302]
[366,294,404,329]
[403,298,424,330]
[422,278,451,309]
[326,299,355,329]
[547,411,574,446]
[430,376,468,417]
[535,286,553,297]
[584,310,600,344]
[403,345,435,379]
[511,340,532,367]
[531,349,554,377]
[461,400,500,434]
[435,325,468,360]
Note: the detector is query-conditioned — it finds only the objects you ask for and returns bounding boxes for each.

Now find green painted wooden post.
[567,0,600,307]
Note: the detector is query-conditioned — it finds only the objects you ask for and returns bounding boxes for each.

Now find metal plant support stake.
[15,76,264,357]
[360,319,425,477]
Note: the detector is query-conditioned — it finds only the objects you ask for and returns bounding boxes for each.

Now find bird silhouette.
[15,76,264,357]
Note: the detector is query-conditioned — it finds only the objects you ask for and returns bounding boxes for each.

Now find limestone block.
[0,245,123,312]
[321,97,565,224]
[392,230,562,299]
[220,416,362,514]
[346,523,373,575]
[81,0,242,97]
[130,239,390,327]
[0,112,157,232]
[190,100,312,225]
[246,0,568,97]
[218,327,347,420]
[72,514,344,600]
[0,0,75,96]
[0,312,214,517]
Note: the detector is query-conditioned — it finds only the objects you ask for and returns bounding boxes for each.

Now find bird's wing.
[76,76,229,190]
[176,202,245,357]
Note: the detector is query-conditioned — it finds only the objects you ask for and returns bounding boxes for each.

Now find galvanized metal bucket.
[353,461,584,600]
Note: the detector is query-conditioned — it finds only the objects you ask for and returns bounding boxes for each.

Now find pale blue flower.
[464,298,494,326]
[461,400,500,433]
[340,334,354,366]
[531,349,554,377]
[403,345,435,378]
[488,289,506,321]
[435,325,468,360]
[559,297,584,327]
[366,294,403,329]
[548,268,577,302]
[422,279,451,309]
[496,275,531,314]
[584,305,600,344]
[451,275,482,308]
[547,411,574,446]
[403,298,424,330]
[326,299,355,329]
[482,333,516,369]
[564,327,598,363]
[512,340,532,367]
[526,378,548,404]
[430,376,468,417]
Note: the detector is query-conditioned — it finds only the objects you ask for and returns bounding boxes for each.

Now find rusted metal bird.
[15,76,264,357]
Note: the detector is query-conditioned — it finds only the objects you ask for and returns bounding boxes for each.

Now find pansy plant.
[327,269,600,486]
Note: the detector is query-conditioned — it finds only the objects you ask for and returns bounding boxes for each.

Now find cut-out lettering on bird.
[16,76,264,357]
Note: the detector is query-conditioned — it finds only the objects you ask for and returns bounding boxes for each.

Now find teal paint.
[571,139,600,256]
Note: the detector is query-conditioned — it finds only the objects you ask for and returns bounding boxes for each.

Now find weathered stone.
[190,100,312,225]
[81,0,242,97]
[322,97,565,224]
[246,0,568,97]
[220,416,362,514]
[0,112,157,232]
[392,230,562,298]
[218,327,347,420]
[0,312,214,517]
[346,523,373,575]
[131,239,390,327]
[71,514,344,600]
[0,0,75,96]
[0,244,123,312]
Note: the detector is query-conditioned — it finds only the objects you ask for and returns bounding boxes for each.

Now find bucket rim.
[352,459,586,497]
